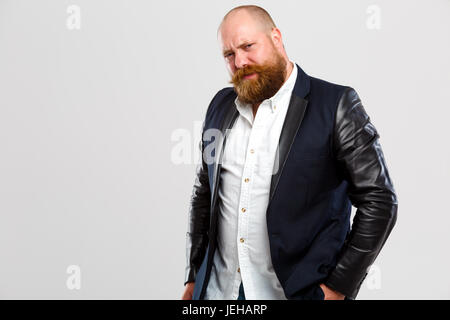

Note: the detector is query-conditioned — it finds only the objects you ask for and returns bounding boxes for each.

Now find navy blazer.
[185,63,397,300]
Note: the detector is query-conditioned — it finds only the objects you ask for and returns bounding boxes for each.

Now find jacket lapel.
[269,95,308,202]
[269,63,311,203]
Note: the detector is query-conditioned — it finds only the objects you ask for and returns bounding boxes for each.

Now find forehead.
[219,14,265,49]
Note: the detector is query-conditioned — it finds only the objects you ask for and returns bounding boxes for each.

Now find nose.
[234,51,249,70]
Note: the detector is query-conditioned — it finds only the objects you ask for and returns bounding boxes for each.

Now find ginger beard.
[229,49,287,105]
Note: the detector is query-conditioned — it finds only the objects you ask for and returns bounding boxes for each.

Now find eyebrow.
[222,42,253,56]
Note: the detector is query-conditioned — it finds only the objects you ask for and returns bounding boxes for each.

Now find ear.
[270,27,283,49]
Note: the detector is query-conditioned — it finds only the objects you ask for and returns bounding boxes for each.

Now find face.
[219,13,287,105]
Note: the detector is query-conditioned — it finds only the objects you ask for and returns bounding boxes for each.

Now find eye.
[246,44,253,49]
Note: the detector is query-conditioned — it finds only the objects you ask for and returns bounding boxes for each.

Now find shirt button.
[240,238,244,243]
[237,268,240,273]
[250,149,255,154]
[244,178,250,183]
[274,105,277,110]
[241,208,246,213]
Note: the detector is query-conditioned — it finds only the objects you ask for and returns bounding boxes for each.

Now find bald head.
[218,4,291,84]
[218,5,276,37]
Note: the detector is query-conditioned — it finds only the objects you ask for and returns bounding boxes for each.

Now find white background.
[0,0,449,299]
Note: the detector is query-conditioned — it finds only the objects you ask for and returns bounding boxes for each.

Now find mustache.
[230,65,265,84]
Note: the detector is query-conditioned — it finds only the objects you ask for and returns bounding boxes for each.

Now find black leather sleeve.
[324,87,398,299]
[184,119,211,286]
[184,91,224,286]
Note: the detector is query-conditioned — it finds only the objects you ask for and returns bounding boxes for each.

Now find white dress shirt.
[204,61,297,300]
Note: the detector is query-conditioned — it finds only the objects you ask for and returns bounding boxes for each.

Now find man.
[182,5,397,300]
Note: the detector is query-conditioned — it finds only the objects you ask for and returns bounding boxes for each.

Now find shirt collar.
[234,60,297,114]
